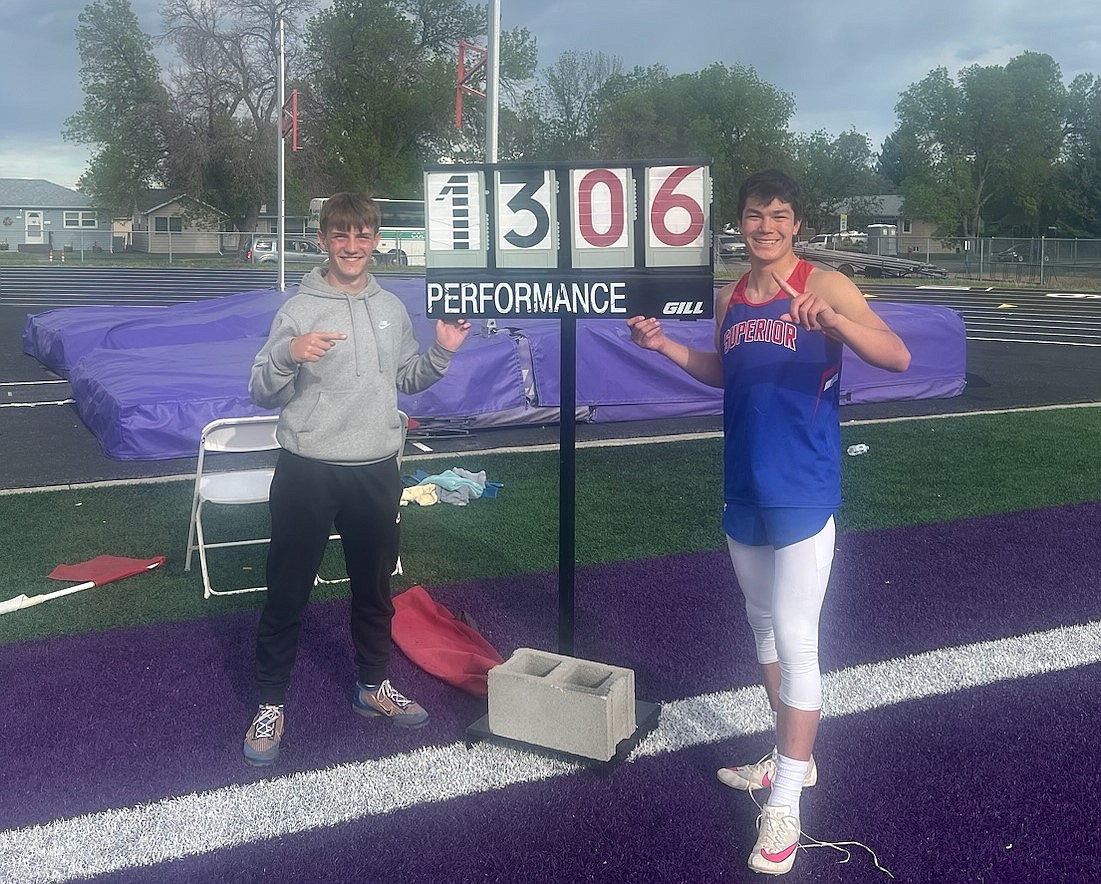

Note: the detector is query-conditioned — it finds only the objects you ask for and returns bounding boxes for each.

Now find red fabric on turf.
[392,584,504,696]
[48,555,165,585]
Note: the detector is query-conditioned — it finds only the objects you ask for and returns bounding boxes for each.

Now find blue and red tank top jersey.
[719,259,843,510]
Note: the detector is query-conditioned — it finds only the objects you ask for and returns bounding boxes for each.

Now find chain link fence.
[895,236,1101,287]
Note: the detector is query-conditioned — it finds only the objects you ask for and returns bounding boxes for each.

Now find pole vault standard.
[276,17,300,292]
[424,160,714,654]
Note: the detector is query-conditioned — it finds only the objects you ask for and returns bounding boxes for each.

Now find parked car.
[717,234,747,259]
[806,233,867,251]
[243,235,328,265]
[992,245,1029,262]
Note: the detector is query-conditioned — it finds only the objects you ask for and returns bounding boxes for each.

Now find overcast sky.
[2,0,1099,190]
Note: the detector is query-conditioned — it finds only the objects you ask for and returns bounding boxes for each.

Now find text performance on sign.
[424,161,714,320]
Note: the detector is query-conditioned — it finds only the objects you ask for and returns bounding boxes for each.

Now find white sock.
[767,754,810,822]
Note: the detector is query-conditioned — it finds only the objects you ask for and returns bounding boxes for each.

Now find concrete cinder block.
[487,648,636,761]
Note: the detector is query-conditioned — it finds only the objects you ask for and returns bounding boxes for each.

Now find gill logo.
[662,301,705,316]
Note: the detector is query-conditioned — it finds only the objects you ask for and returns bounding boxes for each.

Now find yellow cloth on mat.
[401,484,439,507]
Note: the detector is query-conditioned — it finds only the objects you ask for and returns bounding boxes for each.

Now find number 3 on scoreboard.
[494,168,559,268]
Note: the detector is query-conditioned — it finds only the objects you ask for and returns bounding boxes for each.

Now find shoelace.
[749,785,894,878]
[800,831,894,879]
[757,809,799,852]
[252,705,282,740]
[748,750,776,779]
[377,680,412,709]
[723,750,770,776]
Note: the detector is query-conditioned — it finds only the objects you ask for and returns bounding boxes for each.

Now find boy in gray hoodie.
[243,193,471,766]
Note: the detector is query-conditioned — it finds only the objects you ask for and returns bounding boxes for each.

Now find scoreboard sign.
[424,161,714,319]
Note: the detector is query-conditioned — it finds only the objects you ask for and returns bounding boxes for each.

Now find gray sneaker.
[353,679,428,728]
[243,704,284,766]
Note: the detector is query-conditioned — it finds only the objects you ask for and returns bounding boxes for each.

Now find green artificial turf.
[0,406,1097,647]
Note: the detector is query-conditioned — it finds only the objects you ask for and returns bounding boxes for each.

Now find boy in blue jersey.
[628,169,910,875]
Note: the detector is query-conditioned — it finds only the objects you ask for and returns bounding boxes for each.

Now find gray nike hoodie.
[249,268,454,463]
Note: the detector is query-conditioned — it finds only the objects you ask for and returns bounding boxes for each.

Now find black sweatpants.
[255,449,401,705]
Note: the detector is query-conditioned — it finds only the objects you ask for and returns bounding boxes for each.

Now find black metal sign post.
[424,160,713,654]
[558,311,577,654]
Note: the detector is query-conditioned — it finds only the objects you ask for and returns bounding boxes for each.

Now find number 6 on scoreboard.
[645,165,711,267]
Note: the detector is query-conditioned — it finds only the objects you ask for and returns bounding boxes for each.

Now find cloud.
[0,138,90,190]
[4,0,1100,188]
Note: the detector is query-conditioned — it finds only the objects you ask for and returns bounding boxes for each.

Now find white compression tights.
[725,517,836,711]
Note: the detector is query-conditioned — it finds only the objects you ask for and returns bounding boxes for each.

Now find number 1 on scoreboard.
[424,170,488,269]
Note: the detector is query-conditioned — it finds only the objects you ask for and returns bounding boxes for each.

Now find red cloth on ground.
[392,584,504,697]
[48,555,166,585]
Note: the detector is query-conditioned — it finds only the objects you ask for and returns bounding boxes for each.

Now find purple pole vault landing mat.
[25,278,965,459]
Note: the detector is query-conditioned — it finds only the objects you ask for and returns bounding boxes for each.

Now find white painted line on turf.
[3,402,1099,497]
[3,619,1101,882]
[842,400,1101,427]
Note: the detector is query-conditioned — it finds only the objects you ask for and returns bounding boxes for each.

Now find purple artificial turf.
[2,502,1098,882]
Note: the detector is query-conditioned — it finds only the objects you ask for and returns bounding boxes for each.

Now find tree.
[791,128,885,233]
[303,0,535,196]
[889,53,1069,237]
[889,66,976,236]
[524,50,623,161]
[876,133,906,188]
[589,65,678,158]
[1058,73,1101,236]
[64,0,169,214]
[996,52,1067,231]
[159,0,319,229]
[592,63,795,226]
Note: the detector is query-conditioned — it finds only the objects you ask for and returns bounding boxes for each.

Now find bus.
[306,197,426,267]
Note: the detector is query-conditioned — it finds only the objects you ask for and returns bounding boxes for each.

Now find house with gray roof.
[835,194,938,241]
[129,190,230,255]
[0,178,112,254]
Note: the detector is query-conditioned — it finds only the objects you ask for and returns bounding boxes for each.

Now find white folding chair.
[316,410,409,585]
[184,415,280,598]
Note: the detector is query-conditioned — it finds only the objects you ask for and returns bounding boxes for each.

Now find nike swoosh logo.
[761,842,798,863]
[378,320,392,330]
